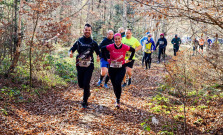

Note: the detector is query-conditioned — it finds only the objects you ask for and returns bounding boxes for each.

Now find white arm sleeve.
[143,40,146,50]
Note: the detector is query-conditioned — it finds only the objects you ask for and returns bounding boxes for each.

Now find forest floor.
[1,48,222,134]
[0,62,165,134]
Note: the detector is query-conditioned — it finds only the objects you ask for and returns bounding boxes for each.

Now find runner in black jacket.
[156,33,167,63]
[69,24,100,109]
[97,30,114,88]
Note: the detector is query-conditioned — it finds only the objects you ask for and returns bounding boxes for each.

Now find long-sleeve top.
[101,44,135,65]
[99,37,114,59]
[156,37,167,49]
[171,37,181,46]
[143,39,156,53]
[140,36,154,46]
[69,36,100,66]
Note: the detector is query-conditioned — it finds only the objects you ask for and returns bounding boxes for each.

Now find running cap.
[160,33,164,36]
[175,34,178,37]
[146,32,150,35]
[148,34,152,37]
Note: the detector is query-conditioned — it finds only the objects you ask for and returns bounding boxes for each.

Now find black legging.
[142,52,146,65]
[174,45,179,56]
[144,52,152,69]
[76,64,94,103]
[108,66,126,103]
[158,47,166,61]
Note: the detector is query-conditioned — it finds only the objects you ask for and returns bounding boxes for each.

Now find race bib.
[79,58,91,67]
[159,41,164,45]
[145,49,151,53]
[110,61,122,68]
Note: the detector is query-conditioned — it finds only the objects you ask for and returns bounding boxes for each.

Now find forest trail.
[1,59,170,134]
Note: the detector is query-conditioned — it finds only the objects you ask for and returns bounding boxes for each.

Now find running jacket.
[156,37,167,49]
[99,37,114,59]
[199,38,205,45]
[143,39,156,53]
[70,36,100,65]
[207,39,212,44]
[101,44,135,65]
[171,37,181,46]
[140,36,154,46]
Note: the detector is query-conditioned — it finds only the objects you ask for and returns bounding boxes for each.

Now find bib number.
[110,61,122,68]
[145,49,151,53]
[159,41,164,45]
[79,58,91,67]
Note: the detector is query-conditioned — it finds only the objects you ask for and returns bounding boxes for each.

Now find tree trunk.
[122,0,127,29]
[6,0,23,76]
[103,0,107,36]
[30,11,39,89]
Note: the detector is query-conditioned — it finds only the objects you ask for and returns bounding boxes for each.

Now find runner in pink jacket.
[101,33,135,108]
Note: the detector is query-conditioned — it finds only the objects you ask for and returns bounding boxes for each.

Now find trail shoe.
[104,83,109,89]
[157,61,160,64]
[97,80,102,87]
[122,83,127,87]
[82,102,88,109]
[115,99,120,109]
[128,78,132,85]
[115,103,120,109]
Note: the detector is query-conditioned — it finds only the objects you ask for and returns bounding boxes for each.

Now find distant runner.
[142,34,156,69]
[199,36,205,54]
[192,37,199,56]
[207,37,212,49]
[101,33,135,108]
[171,34,181,56]
[118,27,125,38]
[156,33,167,63]
[140,32,154,67]
[69,24,100,109]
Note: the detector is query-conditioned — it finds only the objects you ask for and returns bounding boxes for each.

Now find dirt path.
[1,60,170,134]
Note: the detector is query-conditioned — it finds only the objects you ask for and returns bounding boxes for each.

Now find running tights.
[108,66,126,103]
[76,64,94,103]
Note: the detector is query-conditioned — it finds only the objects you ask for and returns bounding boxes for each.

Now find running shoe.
[104,83,109,89]
[122,83,127,87]
[115,102,120,109]
[96,80,102,87]
[82,102,88,109]
[157,61,160,64]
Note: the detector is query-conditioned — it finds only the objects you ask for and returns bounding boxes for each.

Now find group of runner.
[69,24,183,109]
[192,36,213,55]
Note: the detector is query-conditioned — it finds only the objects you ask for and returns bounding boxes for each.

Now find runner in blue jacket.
[140,32,154,66]
[142,34,156,69]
